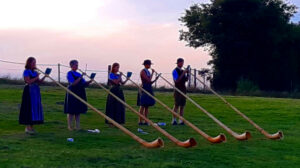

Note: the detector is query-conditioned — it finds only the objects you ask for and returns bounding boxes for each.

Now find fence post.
[155,73,158,89]
[203,75,206,90]
[107,65,111,85]
[58,63,61,83]
[188,67,191,88]
[194,69,197,88]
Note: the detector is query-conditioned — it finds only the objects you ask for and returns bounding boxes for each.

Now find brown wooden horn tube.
[158,73,250,141]
[37,68,164,148]
[121,73,226,143]
[190,71,283,140]
[80,70,197,148]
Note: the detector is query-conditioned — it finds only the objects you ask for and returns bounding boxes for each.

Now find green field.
[0,84,299,168]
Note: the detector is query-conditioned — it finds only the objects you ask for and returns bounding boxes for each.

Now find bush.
[236,78,260,93]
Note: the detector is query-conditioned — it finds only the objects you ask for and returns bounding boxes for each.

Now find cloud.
[0,22,211,82]
[0,0,131,37]
[0,0,243,81]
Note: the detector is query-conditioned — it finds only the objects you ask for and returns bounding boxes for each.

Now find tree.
[179,0,299,91]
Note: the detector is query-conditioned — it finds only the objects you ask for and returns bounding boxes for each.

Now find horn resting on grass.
[156,72,251,141]
[37,68,164,148]
[121,72,226,143]
[80,69,197,148]
[189,71,283,140]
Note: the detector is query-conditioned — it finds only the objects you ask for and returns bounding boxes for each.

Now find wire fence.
[0,59,210,89]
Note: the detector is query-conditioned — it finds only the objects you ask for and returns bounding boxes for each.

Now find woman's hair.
[111,63,119,73]
[25,57,36,70]
[69,60,78,67]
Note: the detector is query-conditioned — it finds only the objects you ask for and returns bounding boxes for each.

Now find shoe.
[108,124,115,128]
[172,120,178,125]
[25,128,35,135]
[32,129,38,134]
[179,122,185,125]
[138,122,143,126]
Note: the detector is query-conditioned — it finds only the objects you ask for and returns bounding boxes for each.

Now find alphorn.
[157,72,250,141]
[190,71,283,140]
[80,69,197,148]
[37,68,164,148]
[121,73,226,143]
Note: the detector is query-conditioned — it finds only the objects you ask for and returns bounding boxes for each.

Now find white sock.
[172,118,177,123]
[179,119,183,123]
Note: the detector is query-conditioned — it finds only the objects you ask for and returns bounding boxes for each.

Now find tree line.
[180,0,300,92]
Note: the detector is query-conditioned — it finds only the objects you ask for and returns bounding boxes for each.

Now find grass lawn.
[0,84,299,168]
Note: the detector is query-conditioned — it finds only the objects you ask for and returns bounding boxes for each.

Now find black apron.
[64,72,88,114]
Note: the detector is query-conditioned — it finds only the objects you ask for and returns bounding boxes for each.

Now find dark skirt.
[137,83,155,107]
[64,84,87,115]
[105,86,125,124]
[19,84,44,125]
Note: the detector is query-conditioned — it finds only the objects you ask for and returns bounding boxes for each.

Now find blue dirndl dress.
[105,73,125,124]
[137,69,155,107]
[19,69,44,125]
[64,71,88,115]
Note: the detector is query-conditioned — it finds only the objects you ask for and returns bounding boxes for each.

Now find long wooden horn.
[80,70,197,148]
[191,71,283,140]
[37,68,164,148]
[157,73,250,140]
[121,73,226,143]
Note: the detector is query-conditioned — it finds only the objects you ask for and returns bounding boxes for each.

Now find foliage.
[180,0,300,91]
[236,77,260,93]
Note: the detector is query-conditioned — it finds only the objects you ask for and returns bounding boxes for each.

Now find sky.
[0,0,299,83]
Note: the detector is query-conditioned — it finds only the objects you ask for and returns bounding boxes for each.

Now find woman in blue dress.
[105,63,130,125]
[19,57,48,134]
[64,60,92,131]
[137,60,160,125]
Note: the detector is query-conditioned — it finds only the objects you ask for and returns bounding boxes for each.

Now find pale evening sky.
[0,0,299,82]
